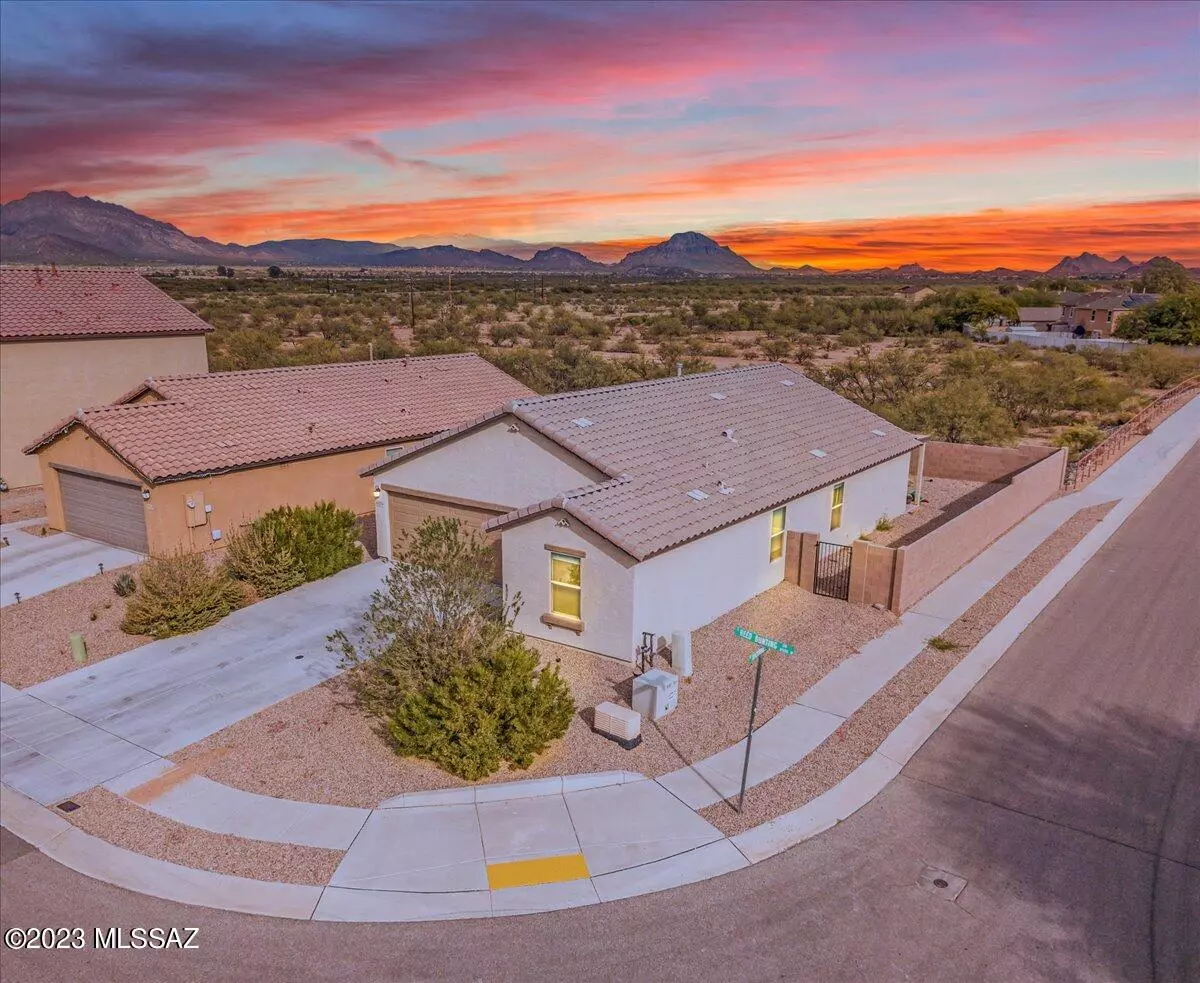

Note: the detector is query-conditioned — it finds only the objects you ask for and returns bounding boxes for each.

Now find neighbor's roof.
[378,364,919,560]
[895,284,933,294]
[1076,292,1160,311]
[0,268,213,341]
[1018,306,1064,321]
[23,354,535,483]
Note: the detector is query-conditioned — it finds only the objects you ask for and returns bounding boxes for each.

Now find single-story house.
[25,354,533,554]
[0,267,211,487]
[893,285,936,304]
[363,364,922,662]
[1073,292,1159,336]
[1017,306,1065,330]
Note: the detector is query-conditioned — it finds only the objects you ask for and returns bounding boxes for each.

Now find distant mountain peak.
[616,231,758,273]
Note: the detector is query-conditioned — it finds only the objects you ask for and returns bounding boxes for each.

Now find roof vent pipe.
[675,361,683,377]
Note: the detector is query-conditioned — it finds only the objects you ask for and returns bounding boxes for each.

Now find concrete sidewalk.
[2,395,1197,922]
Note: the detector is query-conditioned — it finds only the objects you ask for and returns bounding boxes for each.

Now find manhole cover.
[919,865,967,901]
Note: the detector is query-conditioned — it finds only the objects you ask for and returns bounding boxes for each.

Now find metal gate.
[813,541,852,600]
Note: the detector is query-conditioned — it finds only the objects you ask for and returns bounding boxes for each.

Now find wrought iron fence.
[813,541,853,600]
[1064,375,1199,489]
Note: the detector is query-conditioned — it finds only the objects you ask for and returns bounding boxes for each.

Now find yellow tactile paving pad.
[486,852,590,890]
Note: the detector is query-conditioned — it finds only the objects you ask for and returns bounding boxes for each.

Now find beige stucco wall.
[37,427,386,555]
[1,334,209,487]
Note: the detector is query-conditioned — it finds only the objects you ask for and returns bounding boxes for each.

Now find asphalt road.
[3,445,1198,983]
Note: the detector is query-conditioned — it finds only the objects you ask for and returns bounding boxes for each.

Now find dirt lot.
[0,568,148,688]
[177,583,896,807]
[0,486,46,525]
[870,477,1002,548]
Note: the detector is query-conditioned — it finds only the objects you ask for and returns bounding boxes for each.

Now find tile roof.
[1076,292,1160,311]
[1018,306,1064,321]
[380,363,916,560]
[24,355,535,482]
[0,268,213,341]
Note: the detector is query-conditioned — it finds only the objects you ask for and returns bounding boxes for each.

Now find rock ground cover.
[63,787,341,885]
[0,568,149,688]
[700,500,1118,835]
[869,477,1001,547]
[175,583,895,807]
[0,486,45,525]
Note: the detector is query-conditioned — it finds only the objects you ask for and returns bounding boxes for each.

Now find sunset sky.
[1,0,1197,269]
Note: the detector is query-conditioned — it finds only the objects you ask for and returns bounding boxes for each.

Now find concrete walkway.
[2,395,1197,922]
[0,525,142,607]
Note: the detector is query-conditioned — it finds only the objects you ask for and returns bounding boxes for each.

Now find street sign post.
[733,627,794,813]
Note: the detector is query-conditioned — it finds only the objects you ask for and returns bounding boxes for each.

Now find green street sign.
[733,626,794,655]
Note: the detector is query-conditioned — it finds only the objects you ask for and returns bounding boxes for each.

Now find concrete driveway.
[0,520,142,607]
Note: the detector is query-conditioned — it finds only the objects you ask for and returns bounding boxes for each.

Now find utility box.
[594,701,642,748]
[632,668,678,721]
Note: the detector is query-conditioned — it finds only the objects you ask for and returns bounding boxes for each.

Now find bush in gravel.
[224,522,305,598]
[332,517,509,706]
[254,502,361,582]
[121,552,245,639]
[112,572,137,597]
[332,517,573,778]
[383,636,575,780]
[1053,423,1106,460]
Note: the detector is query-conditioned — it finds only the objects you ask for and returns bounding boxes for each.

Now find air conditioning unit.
[594,701,641,749]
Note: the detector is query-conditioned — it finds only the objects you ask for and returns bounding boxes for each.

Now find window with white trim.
[830,483,845,531]
[769,507,786,561]
[549,552,582,620]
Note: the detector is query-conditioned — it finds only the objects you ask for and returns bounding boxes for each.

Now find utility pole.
[447,271,453,306]
[540,275,546,304]
[409,286,416,330]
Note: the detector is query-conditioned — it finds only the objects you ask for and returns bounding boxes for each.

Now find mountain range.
[0,190,1191,279]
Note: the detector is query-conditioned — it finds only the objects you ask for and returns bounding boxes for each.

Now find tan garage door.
[388,490,505,582]
[57,468,149,553]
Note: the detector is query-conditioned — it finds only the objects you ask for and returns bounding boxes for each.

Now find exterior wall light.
[141,489,151,501]
[373,488,381,499]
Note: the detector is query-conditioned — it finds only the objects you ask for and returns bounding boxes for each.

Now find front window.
[769,507,786,561]
[549,553,582,619]
[830,483,845,531]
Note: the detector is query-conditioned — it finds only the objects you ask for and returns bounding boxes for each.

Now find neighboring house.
[1073,293,1159,336]
[1056,290,1094,323]
[25,355,533,554]
[1017,306,1065,330]
[0,267,211,487]
[363,364,921,662]
[893,285,935,304]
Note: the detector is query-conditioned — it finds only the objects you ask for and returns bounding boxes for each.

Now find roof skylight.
[572,418,594,428]
[710,392,726,400]
[781,379,795,387]
[871,428,886,436]
[687,489,710,501]
[810,449,828,458]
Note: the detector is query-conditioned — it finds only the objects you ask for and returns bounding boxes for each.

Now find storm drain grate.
[919,865,967,901]
[56,800,81,813]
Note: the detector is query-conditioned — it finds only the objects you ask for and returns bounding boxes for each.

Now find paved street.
[2,443,1198,983]
[0,524,142,607]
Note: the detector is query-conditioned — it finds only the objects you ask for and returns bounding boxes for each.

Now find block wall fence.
[786,442,1067,614]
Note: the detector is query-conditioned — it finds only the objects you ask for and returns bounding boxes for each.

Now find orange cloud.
[707,197,1200,270]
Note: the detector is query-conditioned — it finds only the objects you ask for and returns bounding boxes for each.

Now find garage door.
[57,468,149,553]
[388,490,505,582]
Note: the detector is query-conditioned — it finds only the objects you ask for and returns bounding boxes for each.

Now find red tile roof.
[0,268,213,341]
[24,355,535,483]
[375,363,921,560]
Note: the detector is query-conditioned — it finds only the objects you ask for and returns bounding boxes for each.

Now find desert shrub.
[333,517,573,779]
[224,522,305,597]
[121,552,245,638]
[382,636,575,780]
[1123,345,1197,389]
[1053,423,1106,459]
[255,502,361,582]
[112,572,137,598]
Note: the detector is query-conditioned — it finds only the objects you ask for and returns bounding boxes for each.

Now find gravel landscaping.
[0,485,45,525]
[0,568,149,688]
[64,788,342,885]
[870,477,1002,548]
[175,583,896,807]
[701,500,1119,835]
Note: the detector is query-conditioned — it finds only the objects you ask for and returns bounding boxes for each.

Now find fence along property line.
[1065,375,1200,489]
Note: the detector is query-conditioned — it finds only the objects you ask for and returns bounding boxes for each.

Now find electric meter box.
[632,668,678,721]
